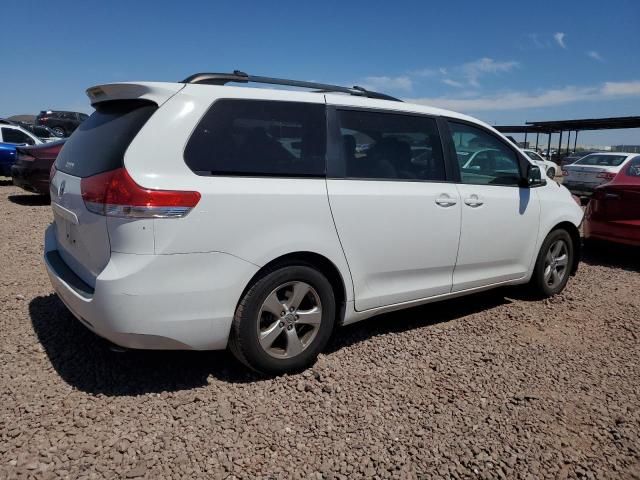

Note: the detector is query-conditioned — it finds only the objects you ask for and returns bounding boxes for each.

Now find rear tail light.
[597,172,616,181]
[81,168,200,218]
[562,169,569,176]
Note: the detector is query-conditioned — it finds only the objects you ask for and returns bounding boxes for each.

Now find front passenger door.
[445,120,540,292]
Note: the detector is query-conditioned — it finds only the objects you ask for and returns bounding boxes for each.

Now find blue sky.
[2,0,639,146]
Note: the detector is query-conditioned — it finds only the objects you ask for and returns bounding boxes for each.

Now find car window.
[447,121,521,186]
[525,150,544,162]
[627,157,640,177]
[335,109,445,181]
[184,100,326,177]
[1,127,35,145]
[576,154,627,167]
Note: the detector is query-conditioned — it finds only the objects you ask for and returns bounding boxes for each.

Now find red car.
[11,140,65,195]
[584,156,640,246]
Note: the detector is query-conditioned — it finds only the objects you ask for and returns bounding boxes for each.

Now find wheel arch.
[550,221,581,275]
[239,251,348,323]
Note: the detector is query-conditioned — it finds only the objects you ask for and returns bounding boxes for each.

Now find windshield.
[525,151,544,162]
[575,154,627,167]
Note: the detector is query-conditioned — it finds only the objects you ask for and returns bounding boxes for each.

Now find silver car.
[562,152,639,196]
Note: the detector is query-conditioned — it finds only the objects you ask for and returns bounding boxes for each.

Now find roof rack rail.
[181,70,402,102]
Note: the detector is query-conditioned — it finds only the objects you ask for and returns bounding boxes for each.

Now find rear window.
[184,99,326,177]
[55,100,157,178]
[575,154,627,167]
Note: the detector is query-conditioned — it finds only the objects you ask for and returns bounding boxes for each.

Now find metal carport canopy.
[495,116,640,134]
[526,116,640,132]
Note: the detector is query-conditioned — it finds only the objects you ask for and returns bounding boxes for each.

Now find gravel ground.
[1,179,639,479]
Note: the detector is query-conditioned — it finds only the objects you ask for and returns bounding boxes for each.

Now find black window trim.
[441,116,531,188]
[326,105,456,184]
[183,98,328,179]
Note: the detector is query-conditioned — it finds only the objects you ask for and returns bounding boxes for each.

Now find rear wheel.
[229,265,336,374]
[530,229,574,297]
[547,167,556,179]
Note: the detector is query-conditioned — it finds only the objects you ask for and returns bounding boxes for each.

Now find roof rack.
[181,70,402,102]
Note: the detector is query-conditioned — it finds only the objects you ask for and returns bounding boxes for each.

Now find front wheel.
[529,229,574,297]
[229,265,336,374]
[547,167,556,179]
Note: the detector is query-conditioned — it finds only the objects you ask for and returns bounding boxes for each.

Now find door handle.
[463,194,484,207]
[435,194,457,207]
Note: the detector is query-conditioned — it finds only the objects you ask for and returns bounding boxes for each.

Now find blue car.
[0,123,44,176]
[0,143,17,177]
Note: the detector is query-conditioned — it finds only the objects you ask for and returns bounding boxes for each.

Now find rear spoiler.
[86,82,185,107]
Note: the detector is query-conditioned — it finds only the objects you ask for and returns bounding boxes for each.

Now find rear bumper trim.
[45,250,94,298]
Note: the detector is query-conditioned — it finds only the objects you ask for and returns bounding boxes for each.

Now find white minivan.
[45,72,584,374]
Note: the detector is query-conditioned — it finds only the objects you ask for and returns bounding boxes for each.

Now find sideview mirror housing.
[525,163,546,187]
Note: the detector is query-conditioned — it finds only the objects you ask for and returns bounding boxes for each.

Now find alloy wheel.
[543,239,569,289]
[257,281,322,359]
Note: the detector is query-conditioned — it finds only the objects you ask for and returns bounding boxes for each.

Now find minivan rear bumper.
[44,224,259,350]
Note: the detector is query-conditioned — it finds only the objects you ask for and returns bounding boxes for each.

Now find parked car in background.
[0,123,42,146]
[0,125,43,176]
[45,74,583,374]
[561,151,596,168]
[19,123,64,143]
[584,156,640,246]
[12,140,65,195]
[523,149,558,179]
[35,110,89,137]
[562,153,639,197]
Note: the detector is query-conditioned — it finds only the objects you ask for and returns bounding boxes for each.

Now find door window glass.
[447,121,521,186]
[1,128,35,145]
[336,109,445,181]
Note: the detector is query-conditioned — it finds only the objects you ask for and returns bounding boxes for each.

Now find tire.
[51,126,66,137]
[530,229,574,297]
[229,265,336,374]
[547,168,556,179]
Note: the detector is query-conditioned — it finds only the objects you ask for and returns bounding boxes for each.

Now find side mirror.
[526,164,546,187]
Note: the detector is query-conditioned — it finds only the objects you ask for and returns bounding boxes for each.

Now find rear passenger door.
[443,120,540,291]
[326,106,461,311]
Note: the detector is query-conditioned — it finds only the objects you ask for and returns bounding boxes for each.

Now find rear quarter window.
[184,99,326,177]
[55,100,157,178]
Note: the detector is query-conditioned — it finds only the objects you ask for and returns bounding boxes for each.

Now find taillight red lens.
[596,172,616,181]
[80,168,200,218]
[562,169,569,176]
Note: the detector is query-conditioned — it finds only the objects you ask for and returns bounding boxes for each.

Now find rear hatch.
[564,165,611,187]
[50,99,159,287]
